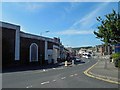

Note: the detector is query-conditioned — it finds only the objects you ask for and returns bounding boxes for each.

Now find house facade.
[95,45,113,55]
[1,22,61,68]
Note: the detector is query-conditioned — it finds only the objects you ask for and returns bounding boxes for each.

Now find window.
[30,43,38,62]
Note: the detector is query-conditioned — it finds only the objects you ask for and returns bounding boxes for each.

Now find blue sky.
[1,2,118,47]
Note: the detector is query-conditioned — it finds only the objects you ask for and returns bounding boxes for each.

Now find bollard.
[65,61,67,67]
[112,59,114,63]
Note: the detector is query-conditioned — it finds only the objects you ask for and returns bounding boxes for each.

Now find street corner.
[83,61,98,78]
[84,61,120,85]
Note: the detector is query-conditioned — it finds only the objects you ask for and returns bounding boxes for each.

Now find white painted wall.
[47,49,53,64]
[0,22,20,61]
[53,48,58,64]
[45,40,48,61]
[53,45,60,64]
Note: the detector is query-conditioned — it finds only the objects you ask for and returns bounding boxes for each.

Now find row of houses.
[95,44,115,55]
[1,21,69,68]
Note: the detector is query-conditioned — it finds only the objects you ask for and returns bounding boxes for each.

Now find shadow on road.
[75,61,85,65]
[2,63,64,73]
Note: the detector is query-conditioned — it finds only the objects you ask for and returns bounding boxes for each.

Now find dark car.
[74,57,81,62]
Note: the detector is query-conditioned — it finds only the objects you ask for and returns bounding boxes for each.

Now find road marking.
[52,80,56,82]
[74,74,78,76]
[26,85,32,88]
[70,75,74,77]
[78,64,83,66]
[56,67,64,70]
[43,69,46,71]
[61,77,66,80]
[84,61,120,85]
[41,81,50,85]
[53,68,56,69]
[85,60,90,64]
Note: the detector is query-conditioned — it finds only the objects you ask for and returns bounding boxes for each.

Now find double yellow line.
[84,61,120,85]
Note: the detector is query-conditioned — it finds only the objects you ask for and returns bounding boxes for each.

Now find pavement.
[84,56,120,85]
[2,62,65,73]
[3,60,84,73]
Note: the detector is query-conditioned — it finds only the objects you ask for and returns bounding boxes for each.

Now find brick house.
[1,21,60,68]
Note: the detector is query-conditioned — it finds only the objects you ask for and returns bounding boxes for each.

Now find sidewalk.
[3,60,83,73]
[86,58,120,84]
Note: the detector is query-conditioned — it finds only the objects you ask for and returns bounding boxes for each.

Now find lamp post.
[40,31,50,36]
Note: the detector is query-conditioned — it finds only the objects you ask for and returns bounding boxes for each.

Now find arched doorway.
[30,43,38,62]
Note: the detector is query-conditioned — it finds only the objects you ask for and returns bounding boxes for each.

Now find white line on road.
[56,67,64,70]
[61,77,66,80]
[26,85,32,88]
[42,69,48,72]
[41,81,50,85]
[74,74,78,76]
[53,68,56,69]
[70,75,74,77]
[78,64,83,66]
[53,79,56,82]
[43,69,46,71]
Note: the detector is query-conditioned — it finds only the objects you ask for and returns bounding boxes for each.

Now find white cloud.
[70,2,110,30]
[56,2,110,36]
[55,29,93,35]
[25,3,44,11]
[13,2,44,12]
[64,2,81,13]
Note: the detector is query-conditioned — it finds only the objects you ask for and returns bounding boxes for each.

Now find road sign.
[115,44,120,53]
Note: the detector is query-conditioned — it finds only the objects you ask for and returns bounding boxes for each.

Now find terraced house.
[1,21,61,68]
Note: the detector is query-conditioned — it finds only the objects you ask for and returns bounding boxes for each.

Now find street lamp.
[40,30,50,36]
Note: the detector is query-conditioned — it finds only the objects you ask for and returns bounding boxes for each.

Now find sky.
[1,1,118,47]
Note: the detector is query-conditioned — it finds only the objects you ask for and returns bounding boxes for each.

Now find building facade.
[95,45,112,55]
[1,22,61,68]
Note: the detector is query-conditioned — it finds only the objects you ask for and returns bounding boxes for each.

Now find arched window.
[30,43,38,62]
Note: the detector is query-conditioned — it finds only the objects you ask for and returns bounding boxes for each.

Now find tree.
[94,10,120,45]
[94,10,120,69]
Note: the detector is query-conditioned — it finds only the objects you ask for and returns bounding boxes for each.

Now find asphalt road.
[2,58,118,88]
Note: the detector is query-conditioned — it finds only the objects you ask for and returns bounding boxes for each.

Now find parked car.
[82,53,91,59]
[82,54,86,58]
[85,54,91,59]
[88,51,95,57]
[75,57,81,62]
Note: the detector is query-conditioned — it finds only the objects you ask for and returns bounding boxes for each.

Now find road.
[2,58,118,88]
